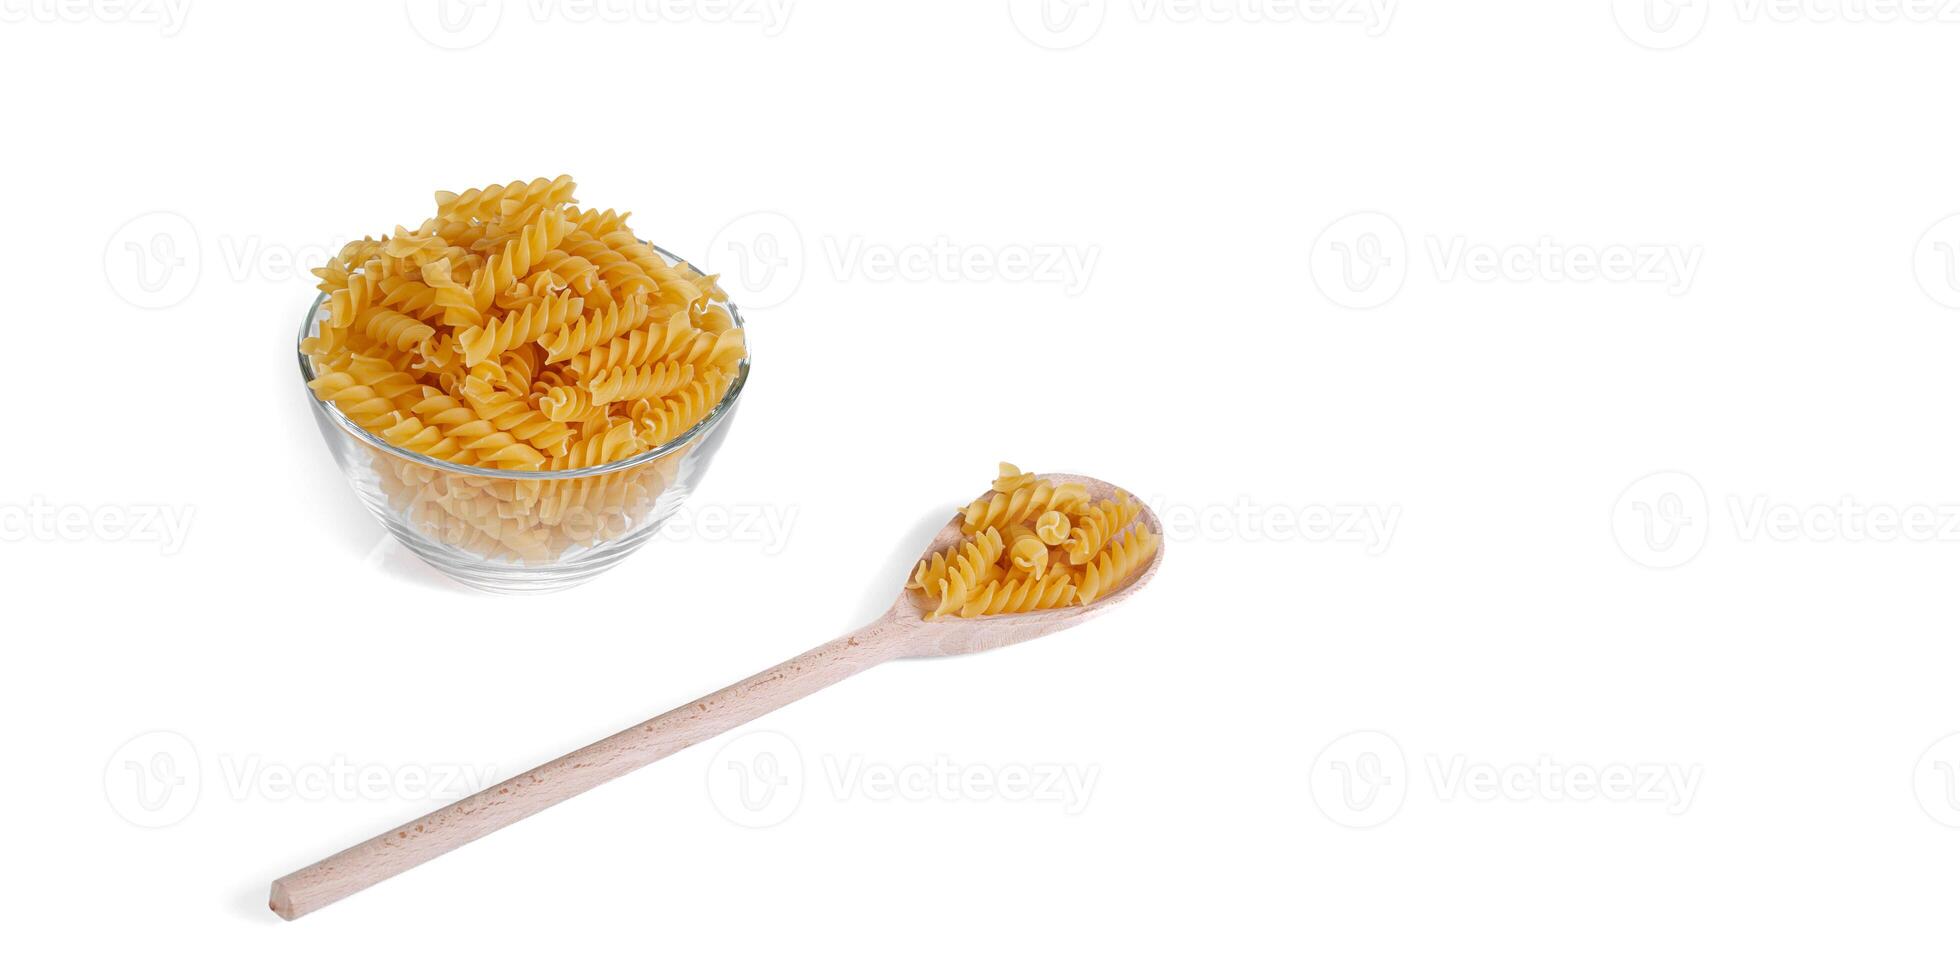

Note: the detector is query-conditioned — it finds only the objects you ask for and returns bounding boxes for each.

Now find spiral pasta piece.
[400,388,481,430]
[411,334,461,377]
[414,218,491,250]
[694,273,730,312]
[697,302,735,333]
[928,555,1006,620]
[312,256,353,294]
[532,250,599,295]
[312,238,383,294]
[1073,526,1159,605]
[538,383,601,423]
[993,462,1036,495]
[564,206,632,239]
[1064,492,1143,565]
[319,261,386,352]
[584,359,698,407]
[598,230,702,304]
[1005,524,1049,579]
[960,479,1091,534]
[341,354,425,399]
[355,308,436,353]
[908,527,1006,598]
[957,573,1077,619]
[421,258,484,329]
[668,327,747,374]
[631,369,727,446]
[562,307,696,380]
[1035,510,1072,546]
[434,175,576,223]
[376,274,445,322]
[377,411,463,460]
[382,229,461,268]
[564,232,659,297]
[462,375,575,457]
[307,372,402,432]
[548,418,645,471]
[468,209,571,310]
[539,291,649,363]
[497,269,565,308]
[456,293,583,368]
[439,419,548,469]
[495,177,580,227]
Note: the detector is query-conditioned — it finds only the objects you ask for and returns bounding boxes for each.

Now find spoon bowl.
[890,473,1164,658]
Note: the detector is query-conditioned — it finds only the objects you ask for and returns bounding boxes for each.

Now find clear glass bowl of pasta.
[297,255,750,594]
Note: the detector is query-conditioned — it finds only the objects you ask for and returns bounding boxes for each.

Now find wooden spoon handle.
[269,613,912,920]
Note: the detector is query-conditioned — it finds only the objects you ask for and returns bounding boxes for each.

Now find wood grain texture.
[270,473,1161,920]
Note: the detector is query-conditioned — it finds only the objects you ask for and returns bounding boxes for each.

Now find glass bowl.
[297,246,750,594]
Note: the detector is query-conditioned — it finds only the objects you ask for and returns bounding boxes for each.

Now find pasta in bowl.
[297,178,750,593]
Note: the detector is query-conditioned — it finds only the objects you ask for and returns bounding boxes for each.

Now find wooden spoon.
[269,474,1162,919]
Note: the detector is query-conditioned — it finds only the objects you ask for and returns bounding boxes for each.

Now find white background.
[5,0,1960,974]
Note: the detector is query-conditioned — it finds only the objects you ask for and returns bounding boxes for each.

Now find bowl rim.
[297,243,750,481]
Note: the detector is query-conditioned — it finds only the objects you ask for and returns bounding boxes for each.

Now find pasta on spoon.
[908,463,1160,619]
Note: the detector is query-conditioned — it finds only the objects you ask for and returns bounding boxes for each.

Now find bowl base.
[391,529,641,595]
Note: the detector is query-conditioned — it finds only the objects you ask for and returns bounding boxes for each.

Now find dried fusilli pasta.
[909,465,1156,620]
[1034,510,1072,546]
[305,177,744,471]
[1075,526,1160,605]
[1005,524,1050,579]
[960,477,1091,534]
[1064,493,1144,566]
[304,177,749,565]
